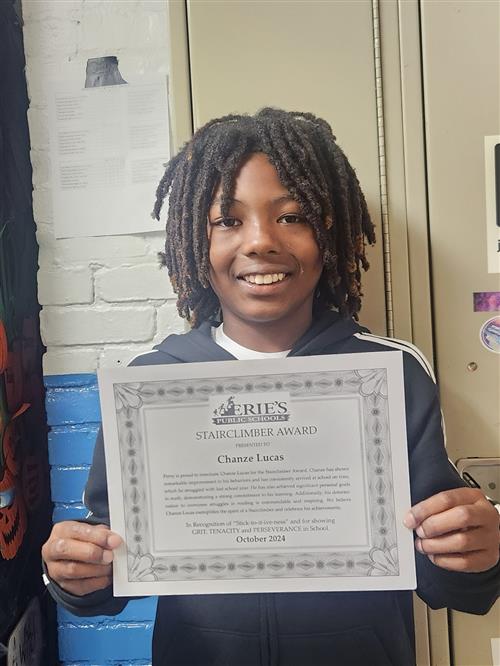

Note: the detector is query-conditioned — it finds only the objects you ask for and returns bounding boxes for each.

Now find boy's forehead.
[210,152,292,205]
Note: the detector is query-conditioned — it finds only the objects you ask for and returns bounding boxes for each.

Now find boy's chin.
[228,303,313,327]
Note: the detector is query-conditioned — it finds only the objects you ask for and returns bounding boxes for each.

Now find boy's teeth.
[245,273,286,284]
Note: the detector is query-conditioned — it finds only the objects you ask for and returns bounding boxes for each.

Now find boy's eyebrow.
[210,194,297,206]
[270,195,297,205]
[210,197,242,206]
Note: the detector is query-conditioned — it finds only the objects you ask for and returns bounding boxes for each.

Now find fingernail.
[403,512,417,529]
[107,533,122,549]
[428,554,435,564]
[414,538,423,553]
[415,525,426,538]
[102,550,113,564]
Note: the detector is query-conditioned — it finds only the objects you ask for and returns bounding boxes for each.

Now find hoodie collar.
[289,310,366,356]
[153,310,367,364]
[153,321,234,362]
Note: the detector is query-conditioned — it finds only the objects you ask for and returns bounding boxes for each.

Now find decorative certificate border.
[113,368,399,583]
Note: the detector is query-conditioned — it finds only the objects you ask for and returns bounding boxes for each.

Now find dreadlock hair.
[152,108,376,327]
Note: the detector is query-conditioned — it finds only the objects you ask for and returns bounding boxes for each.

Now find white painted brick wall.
[37,227,152,266]
[22,0,186,374]
[43,347,100,375]
[154,300,183,344]
[38,267,94,305]
[40,305,156,346]
[95,264,175,302]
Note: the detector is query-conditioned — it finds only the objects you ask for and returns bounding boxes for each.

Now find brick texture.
[46,373,157,664]
[42,348,100,375]
[38,267,94,305]
[23,0,184,377]
[40,305,156,346]
[95,264,175,302]
[23,0,173,660]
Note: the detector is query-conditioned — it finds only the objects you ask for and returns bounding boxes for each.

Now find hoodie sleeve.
[403,353,500,614]
[44,427,130,616]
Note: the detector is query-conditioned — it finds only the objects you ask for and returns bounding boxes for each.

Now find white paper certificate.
[98,352,416,596]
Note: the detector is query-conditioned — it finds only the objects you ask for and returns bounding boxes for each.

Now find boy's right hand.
[42,521,122,596]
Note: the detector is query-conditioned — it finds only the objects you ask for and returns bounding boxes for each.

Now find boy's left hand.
[404,488,500,573]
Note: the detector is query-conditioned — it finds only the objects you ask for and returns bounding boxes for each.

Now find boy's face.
[207,152,323,336]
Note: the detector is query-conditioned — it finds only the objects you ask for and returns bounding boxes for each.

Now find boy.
[43,109,499,665]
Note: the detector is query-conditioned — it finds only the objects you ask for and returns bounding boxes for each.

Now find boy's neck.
[220,311,313,353]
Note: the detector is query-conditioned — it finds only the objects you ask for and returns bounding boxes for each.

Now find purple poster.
[473,292,500,312]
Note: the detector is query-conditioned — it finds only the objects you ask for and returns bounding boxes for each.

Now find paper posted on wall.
[48,78,170,239]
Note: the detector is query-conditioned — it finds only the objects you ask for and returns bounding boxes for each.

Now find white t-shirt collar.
[212,324,291,360]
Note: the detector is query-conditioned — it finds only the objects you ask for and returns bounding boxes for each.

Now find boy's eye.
[212,217,241,228]
[279,213,305,224]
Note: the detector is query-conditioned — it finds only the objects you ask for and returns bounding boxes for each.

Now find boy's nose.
[242,219,280,255]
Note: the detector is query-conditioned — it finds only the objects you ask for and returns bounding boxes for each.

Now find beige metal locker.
[167,1,499,663]
[421,2,500,664]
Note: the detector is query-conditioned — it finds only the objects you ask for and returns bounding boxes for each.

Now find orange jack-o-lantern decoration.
[2,404,30,472]
[0,405,31,559]
[0,467,27,560]
[2,421,21,476]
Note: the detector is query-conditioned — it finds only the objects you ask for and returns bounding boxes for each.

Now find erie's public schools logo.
[211,392,291,425]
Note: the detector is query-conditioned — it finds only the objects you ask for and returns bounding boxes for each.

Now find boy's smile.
[207,152,323,351]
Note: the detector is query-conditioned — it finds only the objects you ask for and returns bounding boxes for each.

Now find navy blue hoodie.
[46,312,499,665]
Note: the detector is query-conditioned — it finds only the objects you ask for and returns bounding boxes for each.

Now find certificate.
[98,352,416,596]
